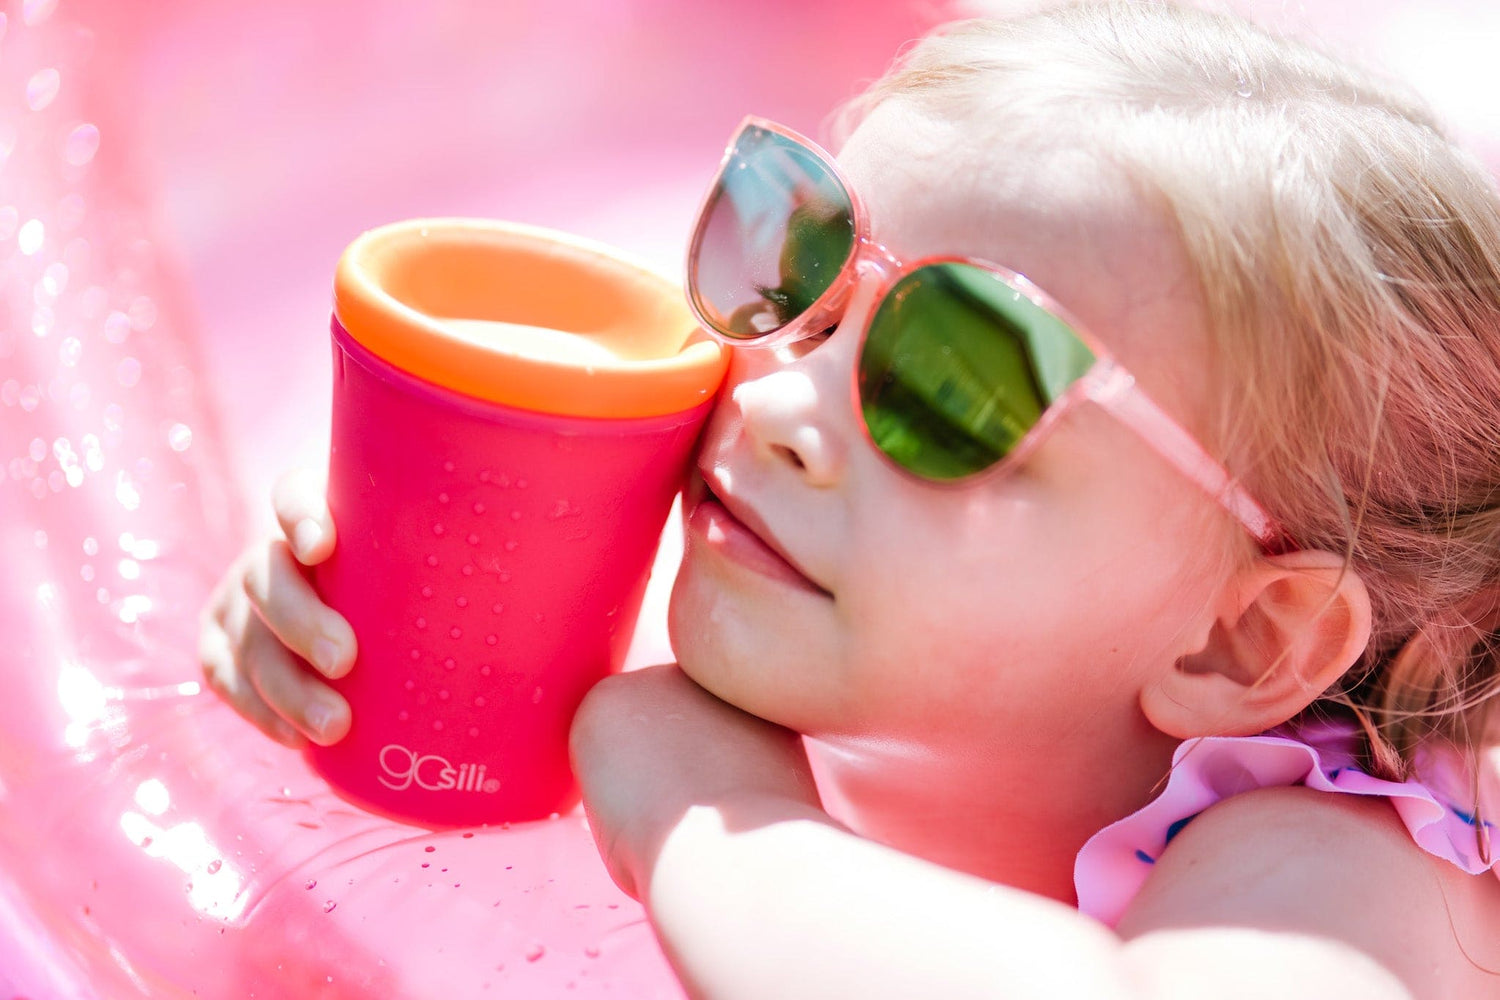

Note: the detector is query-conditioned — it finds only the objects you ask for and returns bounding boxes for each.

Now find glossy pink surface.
[0,0,1494,996]
[311,319,710,827]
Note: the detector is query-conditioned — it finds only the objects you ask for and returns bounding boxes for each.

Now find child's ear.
[1140,549,1373,739]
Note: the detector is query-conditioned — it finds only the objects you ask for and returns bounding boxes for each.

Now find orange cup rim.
[333,218,727,419]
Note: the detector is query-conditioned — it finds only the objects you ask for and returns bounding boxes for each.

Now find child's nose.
[722,259,889,486]
[729,343,850,487]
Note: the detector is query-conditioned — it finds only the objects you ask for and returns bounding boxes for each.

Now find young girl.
[200,2,1500,995]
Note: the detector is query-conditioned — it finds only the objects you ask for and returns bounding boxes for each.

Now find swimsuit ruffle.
[1074,719,1498,927]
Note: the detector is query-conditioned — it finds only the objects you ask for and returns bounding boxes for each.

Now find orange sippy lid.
[333,218,727,419]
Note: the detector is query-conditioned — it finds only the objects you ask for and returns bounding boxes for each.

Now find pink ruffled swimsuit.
[1073,718,1500,927]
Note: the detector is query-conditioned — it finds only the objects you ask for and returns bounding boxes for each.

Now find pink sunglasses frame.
[687,116,1283,550]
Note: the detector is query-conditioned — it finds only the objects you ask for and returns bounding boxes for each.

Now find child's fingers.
[198,595,308,749]
[241,538,357,681]
[241,612,352,746]
[271,467,336,565]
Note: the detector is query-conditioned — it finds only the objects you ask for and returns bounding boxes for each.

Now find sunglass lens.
[689,125,856,340]
[858,263,1097,481]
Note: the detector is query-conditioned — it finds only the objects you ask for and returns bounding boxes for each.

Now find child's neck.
[804,718,1180,905]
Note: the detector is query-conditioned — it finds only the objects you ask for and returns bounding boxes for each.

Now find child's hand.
[569,664,823,899]
[197,468,356,748]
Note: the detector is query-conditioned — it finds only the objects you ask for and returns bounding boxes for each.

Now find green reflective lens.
[858,263,1098,481]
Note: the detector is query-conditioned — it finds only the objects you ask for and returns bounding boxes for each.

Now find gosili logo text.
[378,743,499,793]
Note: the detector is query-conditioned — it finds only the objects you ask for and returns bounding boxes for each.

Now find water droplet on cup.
[323,900,337,913]
[525,944,546,963]
[206,860,222,875]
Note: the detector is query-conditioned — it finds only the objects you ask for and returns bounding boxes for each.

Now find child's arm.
[571,667,1424,1000]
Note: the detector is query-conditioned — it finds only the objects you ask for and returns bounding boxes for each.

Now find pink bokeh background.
[1,0,1498,995]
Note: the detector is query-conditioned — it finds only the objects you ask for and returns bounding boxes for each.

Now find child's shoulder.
[1123,783,1500,994]
[1080,721,1500,995]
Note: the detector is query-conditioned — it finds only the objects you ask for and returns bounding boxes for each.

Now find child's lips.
[687,478,831,597]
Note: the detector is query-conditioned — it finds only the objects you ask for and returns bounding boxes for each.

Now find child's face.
[669,100,1240,760]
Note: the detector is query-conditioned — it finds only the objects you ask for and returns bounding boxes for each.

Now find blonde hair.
[837,1,1500,781]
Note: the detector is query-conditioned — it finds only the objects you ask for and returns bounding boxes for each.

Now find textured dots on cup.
[442,462,454,474]
[462,564,474,577]
[415,618,427,630]
[404,680,416,692]
[432,523,445,536]
[474,696,487,708]
[509,510,522,521]
[486,634,497,646]
[504,541,518,552]
[480,665,492,677]
[432,721,445,732]
[438,493,450,505]
[421,586,433,598]
[443,658,456,671]
[438,689,450,702]
[450,627,462,639]
[467,533,479,545]
[426,555,438,567]
[532,687,544,704]
[498,571,511,583]
[472,502,486,516]
[479,470,491,483]
[456,597,468,609]
[397,711,409,723]
[409,648,420,661]
[468,727,480,738]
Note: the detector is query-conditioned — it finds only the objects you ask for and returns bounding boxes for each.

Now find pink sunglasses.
[685,117,1284,550]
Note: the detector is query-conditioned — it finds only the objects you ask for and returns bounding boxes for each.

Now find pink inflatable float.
[0,4,689,996]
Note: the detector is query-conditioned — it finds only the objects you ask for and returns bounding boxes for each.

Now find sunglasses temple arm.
[1090,366,1282,549]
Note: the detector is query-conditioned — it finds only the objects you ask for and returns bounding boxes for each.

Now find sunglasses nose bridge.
[832,246,900,337]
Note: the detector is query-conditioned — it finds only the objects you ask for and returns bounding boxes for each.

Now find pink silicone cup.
[305,220,724,827]
[308,320,712,826]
